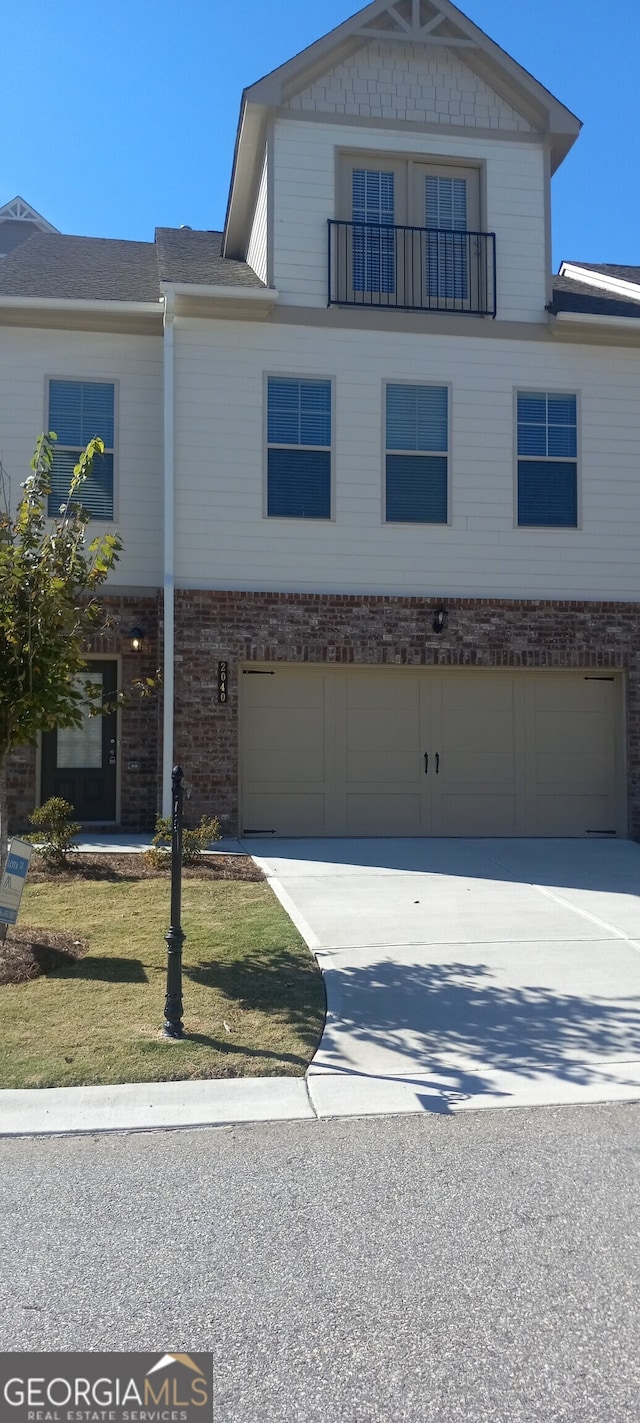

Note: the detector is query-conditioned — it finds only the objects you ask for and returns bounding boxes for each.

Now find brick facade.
[173,590,640,838]
[11,587,639,836]
[6,593,161,833]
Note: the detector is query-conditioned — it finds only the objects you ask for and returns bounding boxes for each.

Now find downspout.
[162,288,175,817]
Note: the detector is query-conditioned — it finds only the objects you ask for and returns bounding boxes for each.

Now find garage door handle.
[435,753,440,775]
[424,753,429,775]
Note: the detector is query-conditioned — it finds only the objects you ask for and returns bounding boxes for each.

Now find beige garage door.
[240,667,625,838]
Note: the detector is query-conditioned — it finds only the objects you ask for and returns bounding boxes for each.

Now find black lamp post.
[163,765,185,1039]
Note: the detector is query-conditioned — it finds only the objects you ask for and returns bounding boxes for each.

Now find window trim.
[382,378,452,527]
[512,386,582,531]
[263,371,336,522]
[44,375,119,522]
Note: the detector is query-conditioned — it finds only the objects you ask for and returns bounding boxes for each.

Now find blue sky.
[2,0,639,267]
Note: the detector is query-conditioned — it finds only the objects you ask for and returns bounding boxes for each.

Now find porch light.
[432,607,448,635]
[129,626,144,653]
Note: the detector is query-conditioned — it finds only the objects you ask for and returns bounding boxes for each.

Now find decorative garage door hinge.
[243,670,275,675]
[243,829,276,835]
[583,676,615,681]
[586,829,616,835]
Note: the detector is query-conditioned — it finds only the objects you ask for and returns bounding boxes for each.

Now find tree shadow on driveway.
[314,958,640,1111]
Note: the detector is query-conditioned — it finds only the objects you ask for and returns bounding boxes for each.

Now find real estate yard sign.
[0,839,33,925]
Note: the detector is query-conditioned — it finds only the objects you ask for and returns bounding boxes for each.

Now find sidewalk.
[60,835,246,854]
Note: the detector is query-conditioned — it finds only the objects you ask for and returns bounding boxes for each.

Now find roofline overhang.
[160,281,276,300]
[223,0,582,257]
[551,310,640,333]
[0,294,162,314]
[560,263,640,302]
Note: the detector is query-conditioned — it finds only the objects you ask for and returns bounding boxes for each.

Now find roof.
[0,228,264,303]
[551,274,640,320]
[155,228,264,288]
[224,0,582,256]
[0,233,160,302]
[564,262,640,284]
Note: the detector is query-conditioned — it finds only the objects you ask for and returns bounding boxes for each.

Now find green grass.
[0,878,325,1089]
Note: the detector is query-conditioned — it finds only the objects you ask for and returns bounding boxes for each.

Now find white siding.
[246,148,269,284]
[272,117,548,321]
[173,314,640,602]
[286,40,533,133]
[0,326,163,587]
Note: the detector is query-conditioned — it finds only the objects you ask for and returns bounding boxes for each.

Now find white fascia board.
[553,310,640,332]
[560,263,640,302]
[161,282,278,303]
[0,295,162,314]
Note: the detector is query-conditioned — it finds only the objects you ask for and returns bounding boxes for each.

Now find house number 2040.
[218,661,229,704]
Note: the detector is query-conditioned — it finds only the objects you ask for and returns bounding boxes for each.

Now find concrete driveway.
[247,838,640,1116]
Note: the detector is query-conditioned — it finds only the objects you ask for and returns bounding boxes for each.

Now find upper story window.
[329,155,495,315]
[267,377,332,519]
[517,392,578,528]
[385,383,449,524]
[47,379,115,519]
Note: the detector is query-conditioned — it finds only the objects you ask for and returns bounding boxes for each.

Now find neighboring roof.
[550,273,640,320]
[155,228,264,288]
[564,261,640,284]
[0,233,160,302]
[224,0,582,256]
[0,196,60,259]
[0,195,59,232]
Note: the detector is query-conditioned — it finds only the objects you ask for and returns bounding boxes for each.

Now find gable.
[285,39,533,133]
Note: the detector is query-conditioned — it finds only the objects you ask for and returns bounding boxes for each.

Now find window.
[352,169,395,294]
[267,377,332,519]
[517,392,577,528]
[385,384,448,524]
[47,380,115,519]
[425,176,468,301]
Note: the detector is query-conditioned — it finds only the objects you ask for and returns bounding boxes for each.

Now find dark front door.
[41,661,118,822]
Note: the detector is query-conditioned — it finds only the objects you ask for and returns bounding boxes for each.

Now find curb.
[0,1077,315,1137]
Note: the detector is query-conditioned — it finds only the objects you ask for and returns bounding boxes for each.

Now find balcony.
[328,219,496,317]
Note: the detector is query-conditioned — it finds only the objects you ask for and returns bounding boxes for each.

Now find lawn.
[0,864,325,1089]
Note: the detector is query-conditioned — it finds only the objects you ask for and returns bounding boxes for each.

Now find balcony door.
[338,161,406,306]
[412,164,481,310]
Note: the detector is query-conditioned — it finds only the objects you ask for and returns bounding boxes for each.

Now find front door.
[41,661,118,822]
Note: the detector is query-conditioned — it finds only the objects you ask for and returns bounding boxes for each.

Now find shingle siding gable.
[285,40,533,132]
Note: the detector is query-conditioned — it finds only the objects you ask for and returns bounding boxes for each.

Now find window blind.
[386,384,448,523]
[267,377,332,520]
[48,380,115,519]
[517,392,577,527]
[352,169,395,295]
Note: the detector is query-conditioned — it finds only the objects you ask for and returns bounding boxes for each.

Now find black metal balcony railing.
[328,219,496,316]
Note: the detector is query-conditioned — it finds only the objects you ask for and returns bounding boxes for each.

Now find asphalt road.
[1,1103,639,1422]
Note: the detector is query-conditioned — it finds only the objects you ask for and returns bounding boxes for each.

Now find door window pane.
[56,675,103,768]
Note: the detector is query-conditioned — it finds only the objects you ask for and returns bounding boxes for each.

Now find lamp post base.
[162,1020,185,1040]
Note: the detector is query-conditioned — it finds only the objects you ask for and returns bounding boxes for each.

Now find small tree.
[0,433,123,886]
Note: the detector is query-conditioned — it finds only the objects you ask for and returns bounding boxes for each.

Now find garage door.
[240,666,625,838]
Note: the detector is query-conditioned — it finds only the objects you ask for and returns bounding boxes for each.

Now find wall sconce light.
[432,607,448,635]
[129,626,144,653]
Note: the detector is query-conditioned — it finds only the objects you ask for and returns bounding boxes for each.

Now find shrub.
[28,797,80,867]
[143,813,221,869]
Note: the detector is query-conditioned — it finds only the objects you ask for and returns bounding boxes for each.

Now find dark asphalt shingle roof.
[155,228,265,288]
[551,272,640,319]
[0,227,264,301]
[0,233,161,302]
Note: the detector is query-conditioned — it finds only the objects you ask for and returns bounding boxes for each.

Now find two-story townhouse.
[4,0,640,842]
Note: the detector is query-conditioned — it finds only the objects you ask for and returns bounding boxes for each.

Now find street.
[1,1103,639,1422]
